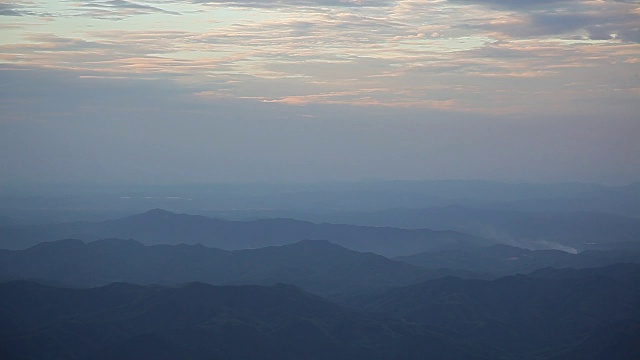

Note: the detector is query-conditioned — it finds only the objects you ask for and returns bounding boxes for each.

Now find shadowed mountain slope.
[3,265,638,360]
[0,280,496,360]
[350,263,640,360]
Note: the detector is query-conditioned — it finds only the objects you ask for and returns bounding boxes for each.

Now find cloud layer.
[0,0,639,184]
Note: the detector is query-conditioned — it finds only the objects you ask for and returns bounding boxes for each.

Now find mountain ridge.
[2,264,638,359]
[0,208,490,256]
[395,244,640,276]
[0,238,474,297]
[0,279,496,360]
[348,263,640,359]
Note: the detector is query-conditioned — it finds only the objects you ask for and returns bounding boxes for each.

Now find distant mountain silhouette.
[350,263,640,359]
[4,180,640,218]
[268,206,640,252]
[396,244,640,276]
[0,238,478,297]
[0,209,490,256]
[0,281,495,360]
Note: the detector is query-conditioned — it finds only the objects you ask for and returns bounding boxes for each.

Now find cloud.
[0,1,47,17]
[2,63,640,185]
[0,3,23,16]
[450,0,572,10]
[261,88,459,109]
[71,0,181,19]
[1,0,638,116]
[191,0,391,8]
[517,10,639,43]
[454,0,640,43]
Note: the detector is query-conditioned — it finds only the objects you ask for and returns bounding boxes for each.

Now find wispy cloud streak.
[0,0,638,114]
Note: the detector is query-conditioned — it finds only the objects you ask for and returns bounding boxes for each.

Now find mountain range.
[4,180,640,216]
[349,263,640,359]
[395,244,640,276]
[2,263,638,359]
[2,238,639,300]
[0,209,489,256]
[0,279,503,360]
[1,184,639,360]
[4,206,639,256]
[0,238,479,298]
[227,206,640,252]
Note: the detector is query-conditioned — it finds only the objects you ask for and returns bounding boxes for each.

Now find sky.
[1,0,639,185]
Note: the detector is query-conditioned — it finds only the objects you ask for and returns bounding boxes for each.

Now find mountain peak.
[144,208,175,216]
[296,239,333,245]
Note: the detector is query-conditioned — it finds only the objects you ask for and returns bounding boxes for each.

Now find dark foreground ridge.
[1,264,639,359]
[0,280,493,360]
[350,263,640,360]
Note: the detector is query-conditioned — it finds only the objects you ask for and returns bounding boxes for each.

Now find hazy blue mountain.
[0,209,489,256]
[0,280,495,360]
[395,244,640,276]
[4,205,640,254]
[231,206,640,252]
[0,238,479,297]
[0,207,131,226]
[407,207,640,251]
[490,181,640,216]
[350,263,640,359]
[2,180,639,225]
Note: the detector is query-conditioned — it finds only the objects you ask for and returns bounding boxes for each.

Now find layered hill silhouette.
[0,280,495,360]
[396,244,640,277]
[0,238,476,297]
[264,206,640,252]
[0,209,489,256]
[350,263,640,359]
[3,237,637,298]
[2,264,638,359]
